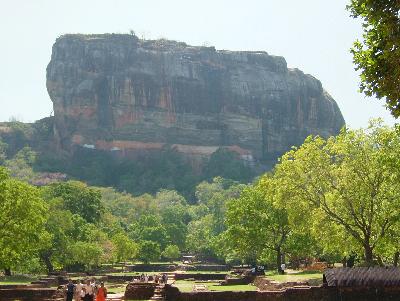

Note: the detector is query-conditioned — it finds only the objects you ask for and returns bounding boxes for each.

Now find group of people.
[137,273,168,284]
[65,279,107,301]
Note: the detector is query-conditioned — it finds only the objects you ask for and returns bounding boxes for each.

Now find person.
[96,282,107,301]
[74,279,83,301]
[280,263,286,275]
[162,273,168,284]
[91,279,98,296]
[65,279,75,301]
[83,279,94,301]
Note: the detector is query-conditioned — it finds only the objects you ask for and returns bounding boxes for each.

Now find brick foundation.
[0,287,57,301]
[166,284,400,301]
[124,282,157,300]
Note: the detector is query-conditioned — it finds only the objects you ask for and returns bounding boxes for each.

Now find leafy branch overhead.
[348,0,400,117]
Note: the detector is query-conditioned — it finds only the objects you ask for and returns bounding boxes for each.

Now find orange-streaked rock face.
[47,34,345,162]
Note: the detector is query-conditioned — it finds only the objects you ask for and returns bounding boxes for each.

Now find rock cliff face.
[47,34,345,162]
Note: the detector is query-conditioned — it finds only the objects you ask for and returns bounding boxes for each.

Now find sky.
[0,0,396,128]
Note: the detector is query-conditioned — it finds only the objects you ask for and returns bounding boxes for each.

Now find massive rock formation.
[46,34,345,163]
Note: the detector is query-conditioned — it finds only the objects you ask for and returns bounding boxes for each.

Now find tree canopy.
[43,181,104,223]
[275,121,400,265]
[3,120,400,273]
[0,167,48,274]
[348,0,400,117]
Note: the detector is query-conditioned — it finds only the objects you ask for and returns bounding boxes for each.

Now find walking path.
[107,292,124,300]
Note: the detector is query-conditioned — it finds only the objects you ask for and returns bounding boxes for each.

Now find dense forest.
[0,118,255,200]
[2,120,400,275]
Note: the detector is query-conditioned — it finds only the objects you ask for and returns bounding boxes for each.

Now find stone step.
[150,284,166,301]
[40,277,57,280]
[31,281,48,285]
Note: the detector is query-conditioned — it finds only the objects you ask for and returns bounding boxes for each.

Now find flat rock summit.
[46,34,345,163]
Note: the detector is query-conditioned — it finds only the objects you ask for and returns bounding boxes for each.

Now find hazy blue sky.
[0,0,396,128]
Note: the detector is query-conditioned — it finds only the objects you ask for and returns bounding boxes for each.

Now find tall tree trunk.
[43,256,54,274]
[394,252,399,267]
[4,268,11,276]
[364,244,374,266]
[40,252,54,274]
[276,247,283,274]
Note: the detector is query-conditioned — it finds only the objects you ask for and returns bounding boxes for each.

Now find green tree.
[275,121,400,265]
[0,167,48,275]
[138,241,161,263]
[195,178,245,231]
[129,214,168,249]
[39,198,75,272]
[99,187,155,223]
[44,181,104,223]
[155,190,187,210]
[348,0,400,117]
[70,241,103,271]
[0,121,33,157]
[225,177,290,272]
[160,205,189,249]
[0,138,7,164]
[5,147,36,182]
[186,215,216,260]
[112,233,139,263]
[162,245,181,262]
[204,149,254,182]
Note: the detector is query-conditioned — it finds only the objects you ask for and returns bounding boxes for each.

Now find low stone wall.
[0,287,57,301]
[125,282,157,300]
[189,265,230,271]
[107,274,158,282]
[107,274,136,282]
[166,284,400,301]
[0,284,43,289]
[180,291,258,301]
[221,276,252,285]
[254,277,310,291]
[174,273,227,281]
[127,263,177,272]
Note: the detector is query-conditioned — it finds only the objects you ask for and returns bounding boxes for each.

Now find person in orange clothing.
[96,282,107,301]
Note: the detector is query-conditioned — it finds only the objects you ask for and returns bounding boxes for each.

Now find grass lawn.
[264,270,322,283]
[0,275,39,285]
[173,280,195,292]
[209,283,257,291]
[177,271,228,274]
[107,272,142,276]
[107,284,127,293]
[173,280,257,292]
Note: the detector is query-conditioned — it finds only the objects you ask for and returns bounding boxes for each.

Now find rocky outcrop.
[46,34,345,162]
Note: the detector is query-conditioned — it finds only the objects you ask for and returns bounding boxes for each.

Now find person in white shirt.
[280,263,286,275]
